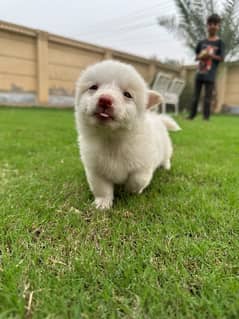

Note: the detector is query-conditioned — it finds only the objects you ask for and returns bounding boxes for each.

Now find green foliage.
[1,107,239,318]
[158,0,239,60]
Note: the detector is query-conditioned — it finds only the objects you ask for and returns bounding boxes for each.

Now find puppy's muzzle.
[95,94,114,120]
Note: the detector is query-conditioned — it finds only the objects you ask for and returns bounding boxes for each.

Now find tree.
[157,0,239,60]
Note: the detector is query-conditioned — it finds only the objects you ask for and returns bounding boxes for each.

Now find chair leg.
[162,102,166,113]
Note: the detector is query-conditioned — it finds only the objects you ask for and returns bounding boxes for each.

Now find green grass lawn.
[0,107,239,319]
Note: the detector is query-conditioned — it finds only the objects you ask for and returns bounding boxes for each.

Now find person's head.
[207,14,221,36]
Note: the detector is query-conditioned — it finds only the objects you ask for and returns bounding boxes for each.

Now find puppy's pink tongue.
[100,112,110,118]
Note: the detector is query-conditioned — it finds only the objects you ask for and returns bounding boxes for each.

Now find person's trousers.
[189,78,214,119]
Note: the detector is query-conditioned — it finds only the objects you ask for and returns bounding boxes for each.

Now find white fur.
[75,60,180,210]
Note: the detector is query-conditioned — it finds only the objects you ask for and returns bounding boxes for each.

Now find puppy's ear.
[147,90,163,109]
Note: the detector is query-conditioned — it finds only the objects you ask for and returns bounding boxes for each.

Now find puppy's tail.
[159,114,181,131]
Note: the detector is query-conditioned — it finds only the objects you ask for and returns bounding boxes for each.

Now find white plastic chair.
[152,73,185,114]
[164,78,185,115]
[151,72,172,113]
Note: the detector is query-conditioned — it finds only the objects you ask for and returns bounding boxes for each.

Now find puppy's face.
[75,61,160,130]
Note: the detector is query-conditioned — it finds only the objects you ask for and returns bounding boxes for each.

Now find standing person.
[188,14,225,120]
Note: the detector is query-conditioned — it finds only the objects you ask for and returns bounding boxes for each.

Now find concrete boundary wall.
[1,20,238,112]
[0,20,182,107]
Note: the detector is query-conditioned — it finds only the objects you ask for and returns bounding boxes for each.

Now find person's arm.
[209,40,225,62]
[195,41,202,61]
[208,53,223,61]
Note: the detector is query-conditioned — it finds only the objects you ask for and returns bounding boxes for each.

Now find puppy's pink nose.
[98,95,113,108]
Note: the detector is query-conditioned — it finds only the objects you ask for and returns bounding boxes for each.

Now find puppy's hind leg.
[125,169,153,194]
[161,143,173,170]
[86,170,114,210]
[162,159,171,170]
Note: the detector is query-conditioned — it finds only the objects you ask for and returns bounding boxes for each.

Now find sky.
[0,0,221,64]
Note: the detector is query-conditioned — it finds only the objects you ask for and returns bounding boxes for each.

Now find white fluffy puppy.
[75,60,180,210]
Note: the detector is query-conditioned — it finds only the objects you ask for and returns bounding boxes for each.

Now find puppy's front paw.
[94,197,113,210]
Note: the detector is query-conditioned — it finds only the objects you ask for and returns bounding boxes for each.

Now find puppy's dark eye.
[123,91,133,99]
[89,85,98,90]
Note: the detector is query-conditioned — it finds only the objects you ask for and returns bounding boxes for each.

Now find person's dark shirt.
[195,38,225,82]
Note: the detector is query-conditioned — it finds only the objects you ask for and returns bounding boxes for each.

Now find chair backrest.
[152,72,172,94]
[167,78,185,96]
